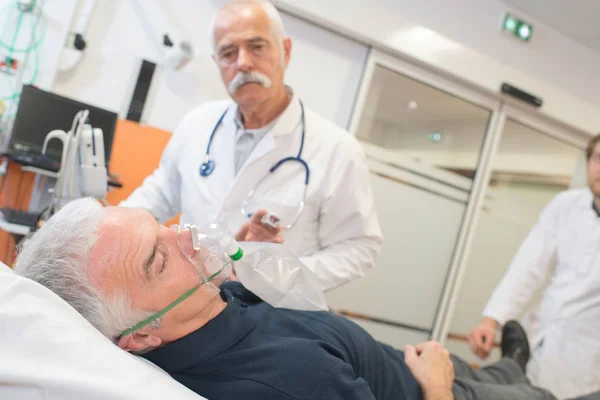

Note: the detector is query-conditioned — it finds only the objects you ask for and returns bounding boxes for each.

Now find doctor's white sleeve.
[482,193,563,326]
[119,116,190,222]
[299,140,383,292]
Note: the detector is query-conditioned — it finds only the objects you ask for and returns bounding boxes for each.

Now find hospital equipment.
[235,241,328,312]
[200,101,309,229]
[131,0,195,71]
[58,0,95,72]
[6,85,117,166]
[43,109,108,209]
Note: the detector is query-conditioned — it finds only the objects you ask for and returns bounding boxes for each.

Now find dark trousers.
[451,356,557,400]
[572,391,600,400]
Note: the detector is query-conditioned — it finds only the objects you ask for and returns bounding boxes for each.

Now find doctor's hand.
[235,209,284,244]
[404,342,454,400]
[468,317,498,359]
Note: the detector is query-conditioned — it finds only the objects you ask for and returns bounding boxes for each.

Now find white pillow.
[0,263,205,400]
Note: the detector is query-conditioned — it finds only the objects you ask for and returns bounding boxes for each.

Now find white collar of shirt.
[232,86,301,140]
[573,187,600,218]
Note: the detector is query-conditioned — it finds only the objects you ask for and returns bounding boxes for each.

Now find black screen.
[9,85,118,166]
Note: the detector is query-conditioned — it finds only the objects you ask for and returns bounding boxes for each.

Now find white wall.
[52,0,600,134]
[52,0,368,132]
[274,0,600,134]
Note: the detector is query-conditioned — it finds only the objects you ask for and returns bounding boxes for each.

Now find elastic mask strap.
[119,261,231,338]
[120,285,200,337]
[205,260,231,283]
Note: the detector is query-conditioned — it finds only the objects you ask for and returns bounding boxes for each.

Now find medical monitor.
[8,85,117,167]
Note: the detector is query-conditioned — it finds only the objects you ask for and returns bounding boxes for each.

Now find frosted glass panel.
[449,119,582,343]
[328,63,493,338]
[357,64,491,181]
[327,171,467,328]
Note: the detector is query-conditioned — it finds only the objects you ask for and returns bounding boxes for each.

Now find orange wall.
[106,120,180,226]
[105,120,173,205]
[0,162,36,265]
[0,119,177,265]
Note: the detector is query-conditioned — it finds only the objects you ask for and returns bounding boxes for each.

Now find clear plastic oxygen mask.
[120,223,243,337]
[176,223,243,288]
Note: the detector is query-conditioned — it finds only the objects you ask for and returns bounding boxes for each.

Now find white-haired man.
[15,198,577,400]
[120,0,382,291]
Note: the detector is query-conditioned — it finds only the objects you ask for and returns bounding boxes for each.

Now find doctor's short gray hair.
[14,198,157,342]
[210,0,287,53]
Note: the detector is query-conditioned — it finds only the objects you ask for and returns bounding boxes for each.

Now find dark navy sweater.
[143,282,423,400]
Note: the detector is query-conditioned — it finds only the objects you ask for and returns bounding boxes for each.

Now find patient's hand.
[404,342,454,400]
[235,209,284,244]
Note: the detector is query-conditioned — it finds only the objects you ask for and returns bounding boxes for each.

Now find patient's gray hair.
[210,0,287,54]
[14,198,158,342]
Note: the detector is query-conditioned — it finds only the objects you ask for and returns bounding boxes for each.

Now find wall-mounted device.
[58,0,97,72]
[126,59,156,123]
[130,0,195,71]
[501,83,543,108]
[0,56,19,75]
[502,13,533,43]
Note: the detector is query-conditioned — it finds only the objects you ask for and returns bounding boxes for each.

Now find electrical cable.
[4,233,13,265]
[51,110,87,212]
[0,0,45,53]
[0,0,46,102]
[13,170,22,208]
[17,175,33,208]
[0,172,6,199]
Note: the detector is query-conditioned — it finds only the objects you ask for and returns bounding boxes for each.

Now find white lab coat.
[121,95,383,291]
[483,188,600,399]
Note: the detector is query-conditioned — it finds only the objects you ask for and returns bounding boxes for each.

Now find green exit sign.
[503,13,533,42]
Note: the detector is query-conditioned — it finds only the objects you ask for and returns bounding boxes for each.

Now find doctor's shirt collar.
[232,86,301,138]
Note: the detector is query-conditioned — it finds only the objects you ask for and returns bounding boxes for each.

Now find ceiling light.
[407,100,418,111]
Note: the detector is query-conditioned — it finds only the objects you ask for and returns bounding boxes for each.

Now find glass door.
[326,50,500,349]
[444,113,588,363]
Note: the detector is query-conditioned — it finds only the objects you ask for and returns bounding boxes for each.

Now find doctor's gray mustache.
[228,71,272,94]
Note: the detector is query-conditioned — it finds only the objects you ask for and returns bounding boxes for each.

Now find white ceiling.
[502,0,600,52]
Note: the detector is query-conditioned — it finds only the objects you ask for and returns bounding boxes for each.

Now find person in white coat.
[467,133,600,399]
[120,0,382,291]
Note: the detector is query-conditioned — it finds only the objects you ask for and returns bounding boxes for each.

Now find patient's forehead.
[87,207,157,293]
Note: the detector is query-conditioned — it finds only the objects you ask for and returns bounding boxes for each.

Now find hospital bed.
[0,262,205,400]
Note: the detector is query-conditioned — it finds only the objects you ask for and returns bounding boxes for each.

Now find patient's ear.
[117,332,162,352]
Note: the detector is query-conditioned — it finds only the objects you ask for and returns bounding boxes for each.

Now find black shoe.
[501,320,530,373]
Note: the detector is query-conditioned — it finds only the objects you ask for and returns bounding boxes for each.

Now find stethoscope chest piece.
[200,159,215,177]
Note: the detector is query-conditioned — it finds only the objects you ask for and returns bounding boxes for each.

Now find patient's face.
[87,208,223,344]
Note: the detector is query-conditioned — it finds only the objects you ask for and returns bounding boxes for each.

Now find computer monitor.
[8,85,118,167]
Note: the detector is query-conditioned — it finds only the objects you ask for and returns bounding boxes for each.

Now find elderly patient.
[15,198,560,400]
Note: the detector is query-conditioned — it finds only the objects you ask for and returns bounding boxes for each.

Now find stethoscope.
[199,100,309,229]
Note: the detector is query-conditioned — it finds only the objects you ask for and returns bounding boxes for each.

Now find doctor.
[121,0,382,291]
[467,133,600,399]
